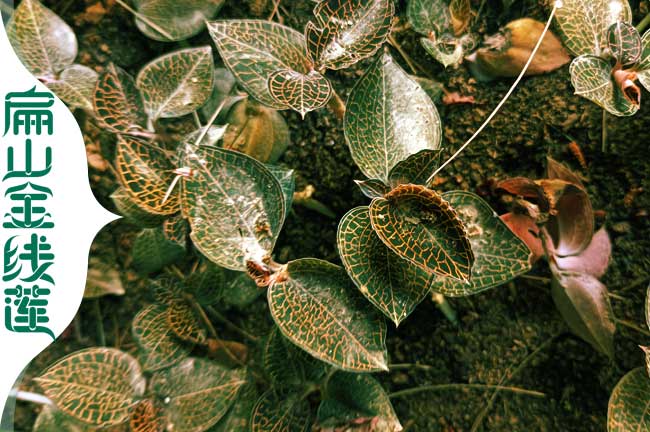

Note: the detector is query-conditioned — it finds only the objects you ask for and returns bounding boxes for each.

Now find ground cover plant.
[4,0,650,431]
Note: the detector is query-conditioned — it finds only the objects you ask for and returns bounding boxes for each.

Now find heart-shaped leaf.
[355,179,389,199]
[345,53,442,183]
[266,164,296,214]
[207,20,311,109]
[94,64,147,134]
[554,0,632,57]
[636,30,650,92]
[388,149,442,188]
[110,187,166,227]
[151,358,246,432]
[369,184,473,281]
[421,36,464,68]
[338,206,433,325]
[47,64,97,112]
[407,0,451,36]
[130,400,162,432]
[263,327,327,388]
[115,135,179,215]
[166,301,208,345]
[34,405,98,432]
[569,55,638,117]
[135,0,225,41]
[607,367,650,432]
[268,258,388,372]
[607,22,642,66]
[551,271,615,358]
[430,191,532,296]
[555,227,611,277]
[132,228,186,274]
[305,0,394,70]
[7,0,77,78]
[132,304,191,371]
[162,215,188,248]
[85,256,125,299]
[209,380,258,432]
[317,371,402,432]
[268,69,332,117]
[180,145,285,271]
[137,47,214,119]
[251,389,311,432]
[35,348,146,427]
[223,99,290,163]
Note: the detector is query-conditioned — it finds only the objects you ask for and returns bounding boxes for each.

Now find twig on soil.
[389,384,546,400]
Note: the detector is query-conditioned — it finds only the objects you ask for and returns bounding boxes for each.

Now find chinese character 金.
[4,284,54,339]
[4,138,52,180]
[3,182,54,229]
[4,87,54,136]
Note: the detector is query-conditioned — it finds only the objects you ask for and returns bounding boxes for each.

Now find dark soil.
[10,0,650,431]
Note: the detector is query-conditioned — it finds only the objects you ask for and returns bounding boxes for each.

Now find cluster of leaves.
[607,285,650,432]
[554,0,650,116]
[498,158,615,357]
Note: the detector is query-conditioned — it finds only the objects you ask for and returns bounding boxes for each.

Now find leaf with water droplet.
[345,53,442,183]
[369,184,473,281]
[34,348,145,428]
[46,64,97,112]
[135,0,225,41]
[607,367,650,432]
[430,191,532,296]
[338,206,433,325]
[305,0,394,70]
[268,258,388,372]
[181,146,285,271]
[137,46,214,119]
[94,64,148,134]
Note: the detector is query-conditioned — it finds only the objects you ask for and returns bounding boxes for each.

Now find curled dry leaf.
[555,227,611,278]
[551,271,615,358]
[223,99,290,163]
[500,212,544,263]
[94,64,147,134]
[305,0,394,70]
[207,338,249,367]
[267,69,332,118]
[466,18,570,82]
[546,156,585,188]
[612,68,641,108]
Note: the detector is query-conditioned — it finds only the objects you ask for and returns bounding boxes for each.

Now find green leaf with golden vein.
[180,146,285,271]
[607,22,642,66]
[251,389,311,432]
[569,55,638,117]
[263,327,327,388]
[407,0,451,36]
[162,215,188,249]
[207,20,311,109]
[388,149,442,188]
[209,380,258,432]
[130,399,162,432]
[635,30,650,92]
[34,348,145,428]
[152,276,184,305]
[268,258,388,372]
[110,188,166,227]
[345,53,442,183]
[317,371,402,432]
[266,164,295,214]
[34,405,100,432]
[223,273,263,308]
[186,261,225,306]
[46,64,97,112]
[429,191,532,297]
[116,135,179,215]
[135,0,225,42]
[338,206,433,326]
[607,367,650,432]
[166,300,208,345]
[268,69,332,117]
[132,228,185,274]
[151,358,246,432]
[355,179,389,199]
[136,46,214,119]
[369,184,473,282]
[7,0,76,78]
[305,0,394,70]
[554,0,632,57]
[132,304,191,371]
[94,64,147,134]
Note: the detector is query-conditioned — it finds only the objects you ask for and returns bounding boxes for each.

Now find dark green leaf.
[345,53,442,183]
[223,272,263,308]
[162,215,188,249]
[636,30,650,92]
[268,258,388,372]
[135,0,225,42]
[35,348,145,427]
[338,206,432,326]
[388,149,442,188]
[430,191,532,296]
[355,179,389,199]
[136,46,214,119]
[607,368,650,432]
[94,64,147,134]
[132,228,185,274]
[110,187,167,227]
[305,0,394,70]
[407,0,451,36]
[607,21,642,65]
[251,390,311,432]
[369,184,474,282]
[186,261,226,306]
[208,380,258,432]
[33,406,97,432]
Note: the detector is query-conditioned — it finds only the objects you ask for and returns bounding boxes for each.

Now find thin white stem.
[15,390,53,406]
[114,0,175,41]
[426,2,562,186]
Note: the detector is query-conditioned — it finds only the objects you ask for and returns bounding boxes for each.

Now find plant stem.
[614,318,650,337]
[601,109,608,153]
[388,363,435,371]
[268,0,281,21]
[14,391,52,406]
[327,89,346,120]
[426,3,562,186]
[389,384,546,400]
[93,299,106,346]
[520,275,551,284]
[637,13,650,34]
[469,332,564,432]
[73,315,83,343]
[432,292,458,325]
[205,306,259,343]
[114,0,175,41]
[387,35,424,77]
[192,111,202,129]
